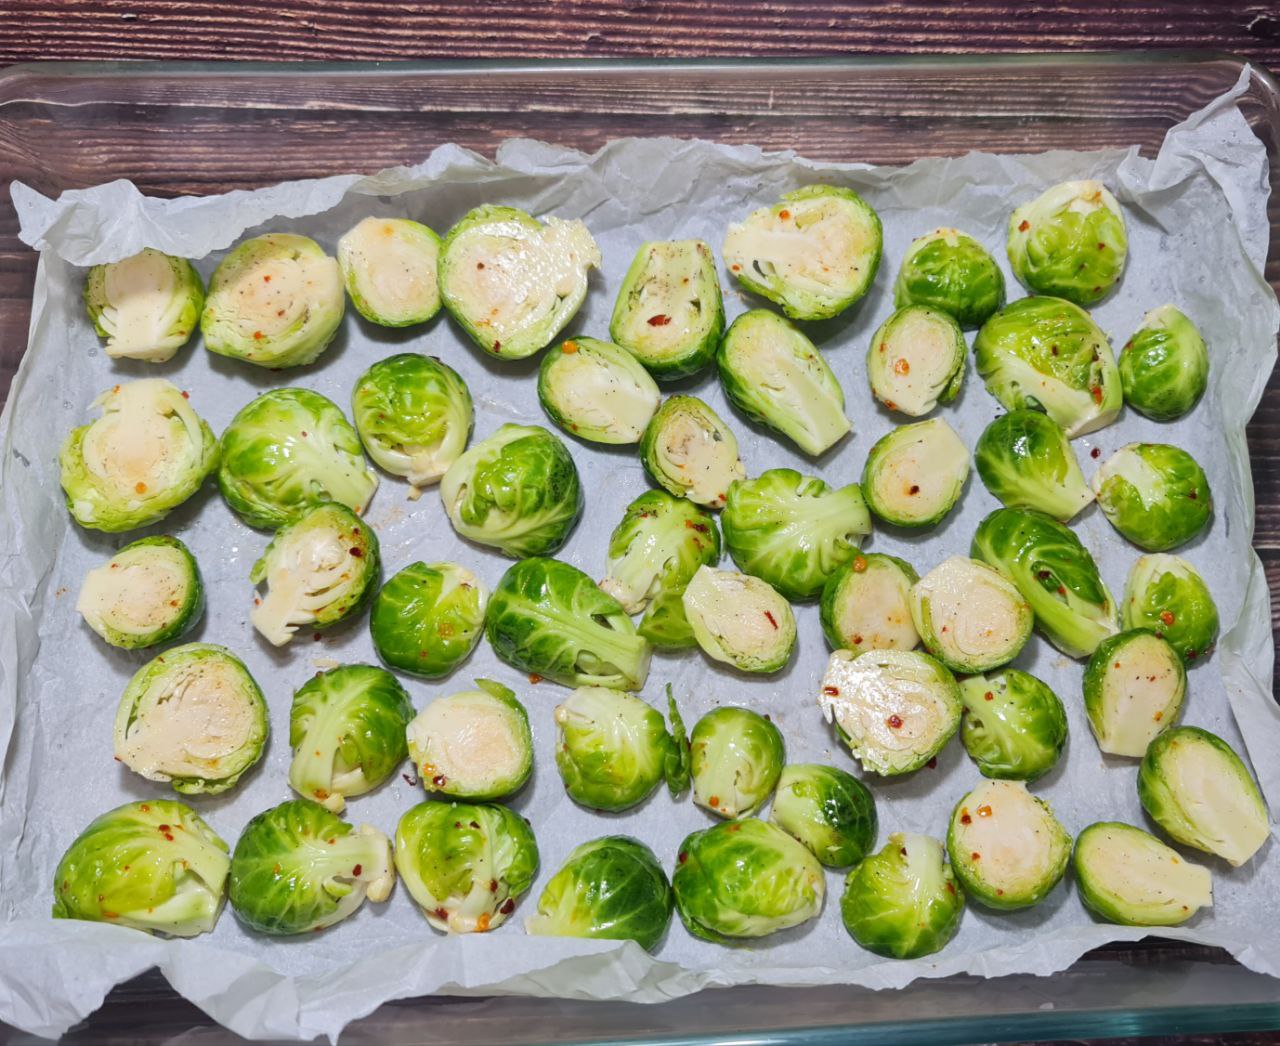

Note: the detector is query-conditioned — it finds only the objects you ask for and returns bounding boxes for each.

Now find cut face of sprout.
[86,249,204,362]
[338,217,441,326]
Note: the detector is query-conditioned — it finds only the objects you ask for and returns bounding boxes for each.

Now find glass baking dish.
[1,54,1278,1043]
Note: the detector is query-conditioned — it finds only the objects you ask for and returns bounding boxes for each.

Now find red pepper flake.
[852,634,863,645]
[492,340,502,352]
[313,633,322,642]
[778,209,791,220]
[908,484,920,495]
[678,851,687,864]
[852,555,868,573]
[727,823,741,832]
[470,821,480,829]
[140,804,150,812]
[1090,385,1103,404]
[263,274,272,282]
[489,879,498,893]
[1160,610,1176,626]
[1188,491,1198,501]
[253,331,264,340]
[300,430,308,437]
[348,547,364,558]
[1037,570,1052,580]
[1187,649,1199,661]
[476,262,485,270]
[927,756,938,769]
[983,691,994,702]
[181,390,190,399]
[960,810,972,825]
[1018,220,1030,232]
[352,864,363,876]
[971,852,981,861]
[709,795,720,808]
[997,888,1005,896]
[1154,710,1164,722]
[432,774,447,787]
[647,314,672,327]
[884,400,897,411]
[499,899,515,915]
[893,358,910,375]
[684,519,709,533]
[1057,585,1067,596]
[562,340,579,354]
[887,714,903,729]
[731,263,741,272]
[764,610,778,630]
[158,824,170,832]
[528,673,542,684]
[823,685,840,696]
[1091,446,1101,459]
[977,805,992,818]
[434,907,449,920]
[945,882,956,895]
[134,482,148,494]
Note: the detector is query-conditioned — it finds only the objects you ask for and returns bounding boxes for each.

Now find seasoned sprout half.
[682,565,797,674]
[1074,822,1212,927]
[866,305,966,417]
[78,535,203,649]
[861,418,969,528]
[1083,629,1185,758]
[84,248,204,362]
[1092,443,1212,552]
[820,552,920,656]
[640,396,745,510]
[1123,554,1219,664]
[370,562,488,679]
[538,337,661,444]
[974,409,1093,522]
[690,706,785,819]
[1119,305,1209,421]
[337,216,441,327]
[893,227,1005,329]
[910,556,1033,674]
[959,670,1067,782]
[771,764,877,868]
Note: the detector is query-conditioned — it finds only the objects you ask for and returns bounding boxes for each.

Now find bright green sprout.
[771,763,877,868]
[1091,442,1212,552]
[690,706,785,819]
[958,669,1067,782]
[337,216,441,326]
[84,248,204,362]
[370,561,488,679]
[1122,554,1219,664]
[77,535,204,649]
[1118,305,1209,421]
[538,337,661,444]
[1007,180,1127,305]
[974,409,1094,522]
[893,227,1005,328]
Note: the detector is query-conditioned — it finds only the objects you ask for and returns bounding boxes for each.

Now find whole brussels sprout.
[1092,443,1212,552]
[959,670,1067,782]
[53,800,229,937]
[1074,822,1212,927]
[526,836,673,951]
[910,556,1033,674]
[771,764,877,868]
[861,418,969,528]
[820,552,920,655]
[640,396,745,510]
[1083,629,1185,758]
[866,305,966,417]
[84,248,204,362]
[337,216,441,327]
[1123,554,1219,664]
[673,818,826,941]
[1118,305,1209,421]
[537,337,661,444]
[974,409,1094,522]
[690,706,785,819]
[370,562,488,678]
[440,423,582,558]
[892,227,1005,329]
[682,565,797,674]
[77,535,204,649]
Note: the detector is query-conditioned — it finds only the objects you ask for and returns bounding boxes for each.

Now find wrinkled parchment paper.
[2,70,1278,1042]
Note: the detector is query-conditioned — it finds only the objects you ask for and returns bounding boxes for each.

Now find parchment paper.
[2,69,1278,1042]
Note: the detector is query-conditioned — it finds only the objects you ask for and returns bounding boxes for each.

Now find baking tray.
[1,54,1279,1043]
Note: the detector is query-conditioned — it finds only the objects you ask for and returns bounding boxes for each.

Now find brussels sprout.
[438,204,600,360]
[228,800,394,935]
[818,649,962,776]
[1082,629,1185,758]
[892,227,1005,329]
[202,233,344,368]
[554,685,689,811]
[60,379,218,533]
[910,556,1033,674]
[1118,305,1209,421]
[77,535,203,649]
[351,353,473,492]
[640,396,745,510]
[723,185,882,321]
[771,764,877,868]
[973,296,1122,437]
[113,643,268,795]
[486,557,651,690]
[866,306,966,417]
[1123,554,1219,664]
[525,836,673,951]
[84,248,204,362]
[819,552,920,655]
[370,562,488,679]
[600,490,720,651]
[1091,443,1212,552]
[690,706,785,819]
[439,423,582,558]
[681,565,796,674]
[395,800,539,933]
[672,818,825,942]
[717,310,850,456]
[609,239,725,380]
[947,779,1071,910]
[1007,180,1128,306]
[407,679,533,801]
[974,409,1094,522]
[337,216,441,327]
[840,833,964,960]
[1138,726,1269,867]
[1073,822,1212,927]
[971,507,1119,659]
[537,337,661,444]
[249,503,380,647]
[861,418,969,528]
[958,670,1067,782]
[53,800,229,937]
[218,387,377,530]
[722,469,871,601]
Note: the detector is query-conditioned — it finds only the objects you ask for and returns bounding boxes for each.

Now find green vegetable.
[1083,629,1185,757]
[861,418,969,528]
[640,396,745,510]
[1091,443,1212,552]
[865,305,966,416]
[537,337,661,444]
[84,248,204,362]
[1118,305,1209,421]
[958,670,1067,782]
[682,565,797,674]
[337,216,441,326]
[910,556,1033,673]
[77,535,204,649]
[771,763,877,868]
[819,553,920,655]
[690,706,785,819]
[974,409,1093,522]
[1073,822,1212,926]
[892,227,1005,328]
[370,562,488,678]
[1123,554,1219,664]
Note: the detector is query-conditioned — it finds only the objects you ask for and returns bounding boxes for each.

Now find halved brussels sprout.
[866,306,966,417]
[228,799,394,935]
[84,248,204,362]
[893,227,1005,329]
[53,800,229,937]
[820,552,920,656]
[1083,629,1185,758]
[722,469,870,602]
[1139,726,1269,867]
[910,556,1033,674]
[77,535,203,649]
[723,184,882,321]
[840,832,964,960]
[861,417,969,528]
[673,818,825,942]
[218,387,377,530]
[1074,822,1212,927]
[440,423,582,558]
[1092,443,1212,552]
[113,643,268,795]
[1123,554,1219,664]
[640,396,745,510]
[288,664,413,812]
[537,337,661,444]
[395,800,539,933]
[717,309,850,456]
[947,779,1071,910]
[60,379,218,533]
[525,835,673,951]
[959,670,1067,782]
[202,233,344,368]
[370,562,488,679]
[407,679,533,801]
[486,557,651,690]
[609,239,724,380]
[337,216,441,327]
[771,763,877,868]
[974,409,1093,522]
[973,296,1122,437]
[971,507,1119,659]
[438,204,600,360]
[1007,180,1128,305]
[351,353,473,492]
[690,706,785,819]
[682,565,796,674]
[818,649,962,776]
[1118,305,1209,421]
